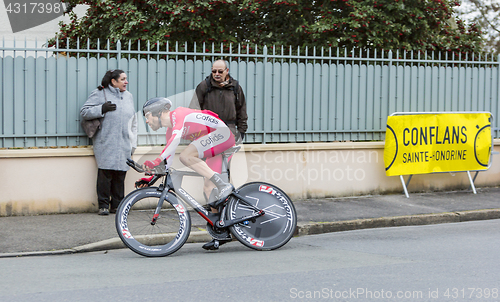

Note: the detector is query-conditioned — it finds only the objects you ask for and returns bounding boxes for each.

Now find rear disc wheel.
[227,182,297,251]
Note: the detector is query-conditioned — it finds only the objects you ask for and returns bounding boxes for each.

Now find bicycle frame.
[126,148,264,230]
[164,170,264,228]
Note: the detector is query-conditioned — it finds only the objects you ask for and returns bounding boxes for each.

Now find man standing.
[189,59,248,143]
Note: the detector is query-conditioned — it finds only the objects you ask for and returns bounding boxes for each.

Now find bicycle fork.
[151,184,168,225]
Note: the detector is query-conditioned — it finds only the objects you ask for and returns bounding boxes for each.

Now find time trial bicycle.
[115,146,297,257]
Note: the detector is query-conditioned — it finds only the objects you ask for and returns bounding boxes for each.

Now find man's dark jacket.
[189,74,248,137]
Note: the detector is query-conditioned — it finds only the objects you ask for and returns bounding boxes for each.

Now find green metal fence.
[1,38,499,148]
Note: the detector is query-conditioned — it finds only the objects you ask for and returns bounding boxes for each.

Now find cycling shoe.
[202,238,231,250]
[215,183,234,202]
[210,173,234,202]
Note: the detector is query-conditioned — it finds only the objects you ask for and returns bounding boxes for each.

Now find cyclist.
[138,97,235,250]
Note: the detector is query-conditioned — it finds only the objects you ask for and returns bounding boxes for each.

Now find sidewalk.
[1,187,500,258]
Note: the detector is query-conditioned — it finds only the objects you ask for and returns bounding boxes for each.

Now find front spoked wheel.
[115,187,191,257]
[227,182,297,251]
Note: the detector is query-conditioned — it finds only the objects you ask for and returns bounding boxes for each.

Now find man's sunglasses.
[212,69,226,74]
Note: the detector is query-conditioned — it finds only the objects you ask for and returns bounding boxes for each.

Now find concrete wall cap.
[1,139,500,158]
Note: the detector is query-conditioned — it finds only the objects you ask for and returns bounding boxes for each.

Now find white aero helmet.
[142,97,172,117]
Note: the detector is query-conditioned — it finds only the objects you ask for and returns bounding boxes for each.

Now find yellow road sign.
[384,113,492,176]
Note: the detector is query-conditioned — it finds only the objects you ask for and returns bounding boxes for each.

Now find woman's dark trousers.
[97,169,126,210]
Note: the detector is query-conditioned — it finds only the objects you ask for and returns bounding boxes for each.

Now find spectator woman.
[80,69,138,215]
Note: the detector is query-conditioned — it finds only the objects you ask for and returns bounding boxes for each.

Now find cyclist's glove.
[143,157,162,169]
[135,176,153,188]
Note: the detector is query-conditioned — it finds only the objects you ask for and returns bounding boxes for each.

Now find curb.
[296,209,500,236]
[71,231,213,254]
[0,231,213,258]
[2,209,499,258]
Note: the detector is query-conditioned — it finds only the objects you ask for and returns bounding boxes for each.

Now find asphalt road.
[1,219,499,301]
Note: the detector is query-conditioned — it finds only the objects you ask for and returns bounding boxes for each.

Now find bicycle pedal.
[202,238,229,250]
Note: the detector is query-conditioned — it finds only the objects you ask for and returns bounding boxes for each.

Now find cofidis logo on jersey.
[384,113,492,176]
[196,114,219,124]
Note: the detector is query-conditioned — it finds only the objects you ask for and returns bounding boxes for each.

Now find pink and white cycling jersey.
[159,107,235,169]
